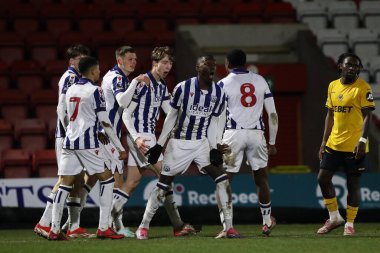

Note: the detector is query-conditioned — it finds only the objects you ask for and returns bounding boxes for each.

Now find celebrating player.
[216,49,278,237]
[48,56,127,240]
[34,44,93,238]
[317,53,375,236]
[111,46,194,237]
[136,55,240,240]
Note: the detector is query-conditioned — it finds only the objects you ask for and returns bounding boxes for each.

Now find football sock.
[51,185,72,233]
[259,202,272,226]
[139,182,169,229]
[346,205,358,225]
[216,189,226,231]
[39,192,56,227]
[215,174,233,231]
[324,197,341,221]
[111,188,129,231]
[67,197,81,231]
[164,189,184,230]
[98,177,115,231]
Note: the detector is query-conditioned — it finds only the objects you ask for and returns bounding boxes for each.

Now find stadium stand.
[0,149,31,178]
[32,149,57,177]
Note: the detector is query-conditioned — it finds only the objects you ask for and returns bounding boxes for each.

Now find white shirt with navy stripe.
[218,68,273,130]
[63,78,106,149]
[170,77,225,140]
[56,66,81,138]
[101,65,129,138]
[131,71,170,134]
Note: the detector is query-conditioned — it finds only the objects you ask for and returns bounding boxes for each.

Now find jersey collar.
[113,65,129,82]
[77,77,96,86]
[231,68,249,74]
[147,71,165,87]
[68,66,81,78]
[195,77,213,94]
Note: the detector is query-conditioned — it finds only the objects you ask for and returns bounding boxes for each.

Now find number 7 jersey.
[218,68,273,130]
[64,77,106,149]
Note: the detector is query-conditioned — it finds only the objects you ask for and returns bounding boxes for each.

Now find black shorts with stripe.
[320,146,368,174]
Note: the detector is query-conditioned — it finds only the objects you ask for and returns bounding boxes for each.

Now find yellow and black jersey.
[325,78,375,152]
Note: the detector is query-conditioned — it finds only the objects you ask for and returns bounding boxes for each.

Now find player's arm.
[354,108,373,159]
[56,94,69,130]
[264,96,279,156]
[319,109,334,160]
[116,75,150,108]
[161,99,171,115]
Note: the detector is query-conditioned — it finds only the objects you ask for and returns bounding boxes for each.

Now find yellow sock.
[346,205,359,223]
[324,197,338,212]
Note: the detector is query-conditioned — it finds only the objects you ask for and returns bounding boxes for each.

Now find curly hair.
[151,46,174,62]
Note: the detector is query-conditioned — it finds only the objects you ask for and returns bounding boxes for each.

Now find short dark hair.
[78,56,98,75]
[197,55,215,64]
[151,46,174,62]
[337,53,363,68]
[66,44,90,59]
[115,46,135,58]
[226,49,246,68]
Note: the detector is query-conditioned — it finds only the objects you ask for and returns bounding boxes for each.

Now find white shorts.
[101,142,124,174]
[55,138,64,172]
[161,138,211,176]
[58,147,110,176]
[222,129,268,172]
[127,133,163,167]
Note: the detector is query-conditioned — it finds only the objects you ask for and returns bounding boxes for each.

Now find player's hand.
[268,144,277,156]
[146,144,163,165]
[135,74,150,85]
[210,149,223,166]
[118,150,127,160]
[217,143,230,154]
[319,145,325,160]
[136,137,151,154]
[98,132,110,145]
[354,141,366,159]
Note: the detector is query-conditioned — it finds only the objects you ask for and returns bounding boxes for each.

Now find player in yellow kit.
[317,53,375,236]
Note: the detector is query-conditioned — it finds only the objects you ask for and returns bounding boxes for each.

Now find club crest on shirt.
[115,75,124,89]
[366,92,374,102]
[337,94,343,101]
[211,95,218,103]
[163,164,170,172]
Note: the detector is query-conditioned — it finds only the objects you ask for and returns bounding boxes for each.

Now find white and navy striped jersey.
[55,66,81,138]
[218,68,273,130]
[63,78,106,149]
[170,77,225,140]
[131,71,170,134]
[101,65,130,138]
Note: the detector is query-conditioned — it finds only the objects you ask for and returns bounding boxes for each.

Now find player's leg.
[317,148,345,234]
[136,174,174,239]
[252,167,276,235]
[344,173,360,235]
[203,164,240,238]
[34,177,62,238]
[215,172,234,238]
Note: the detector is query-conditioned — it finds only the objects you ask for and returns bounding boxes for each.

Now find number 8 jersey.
[218,68,273,130]
[64,77,106,149]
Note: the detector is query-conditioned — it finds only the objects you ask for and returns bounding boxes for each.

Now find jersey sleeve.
[325,82,333,109]
[60,74,77,95]
[212,88,226,117]
[163,86,170,101]
[112,75,127,96]
[360,84,376,110]
[132,82,148,102]
[94,87,107,112]
[170,83,183,109]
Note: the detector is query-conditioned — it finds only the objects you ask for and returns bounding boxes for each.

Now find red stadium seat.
[264,2,296,23]
[137,3,169,19]
[46,19,72,39]
[14,119,48,152]
[30,90,58,124]
[32,149,57,177]
[110,19,136,34]
[91,32,124,50]
[58,32,91,56]
[9,5,40,36]
[0,149,31,178]
[27,32,58,65]
[142,19,169,32]
[48,118,57,141]
[16,76,44,96]
[0,90,28,124]
[105,5,137,21]
[0,32,24,65]
[0,75,10,90]
[0,120,14,153]
[201,3,232,23]
[233,3,263,23]
[124,31,155,46]
[170,2,201,20]
[45,59,67,89]
[154,31,175,47]
[13,18,39,37]
[78,19,105,36]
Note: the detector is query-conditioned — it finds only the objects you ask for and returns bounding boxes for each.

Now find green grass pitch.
[1,224,379,253]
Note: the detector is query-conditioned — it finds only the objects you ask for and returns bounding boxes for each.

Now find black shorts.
[320,146,368,174]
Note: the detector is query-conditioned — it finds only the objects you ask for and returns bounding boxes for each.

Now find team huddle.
[32,45,279,241]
